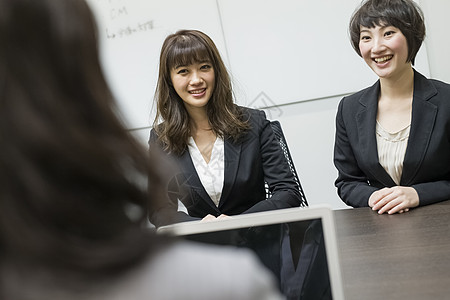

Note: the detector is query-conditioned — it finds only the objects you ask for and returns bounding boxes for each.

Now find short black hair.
[349,0,425,65]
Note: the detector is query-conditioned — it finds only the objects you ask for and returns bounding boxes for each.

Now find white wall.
[105,0,448,209]
[419,0,450,83]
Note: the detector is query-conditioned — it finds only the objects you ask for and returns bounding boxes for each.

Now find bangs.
[166,37,212,69]
[358,15,389,30]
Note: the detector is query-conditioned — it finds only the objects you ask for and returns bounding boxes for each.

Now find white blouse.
[188,136,225,206]
[376,121,410,185]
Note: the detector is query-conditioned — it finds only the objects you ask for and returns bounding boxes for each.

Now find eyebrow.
[173,60,211,69]
[360,23,393,32]
[196,60,211,65]
[173,64,187,69]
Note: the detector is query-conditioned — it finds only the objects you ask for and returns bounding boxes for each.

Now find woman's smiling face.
[359,25,411,80]
[170,61,215,113]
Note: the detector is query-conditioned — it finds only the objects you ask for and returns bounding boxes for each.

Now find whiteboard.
[86,0,430,130]
[86,0,227,129]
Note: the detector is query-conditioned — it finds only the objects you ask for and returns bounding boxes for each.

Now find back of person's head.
[0,0,168,287]
[349,0,425,65]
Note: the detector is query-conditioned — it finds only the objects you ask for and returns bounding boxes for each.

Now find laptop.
[157,206,345,300]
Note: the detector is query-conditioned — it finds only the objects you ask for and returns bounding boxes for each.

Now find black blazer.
[334,70,450,208]
[149,107,301,227]
[280,220,331,300]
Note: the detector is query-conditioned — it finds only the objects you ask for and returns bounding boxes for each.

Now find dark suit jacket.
[334,70,450,208]
[149,107,301,227]
[280,220,331,300]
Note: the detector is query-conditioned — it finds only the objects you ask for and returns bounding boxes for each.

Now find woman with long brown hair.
[0,1,282,298]
[150,29,304,227]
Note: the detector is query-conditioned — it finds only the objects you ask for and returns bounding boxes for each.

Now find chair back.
[269,120,308,207]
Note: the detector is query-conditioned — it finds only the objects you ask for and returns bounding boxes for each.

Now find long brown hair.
[0,0,169,281]
[153,29,249,155]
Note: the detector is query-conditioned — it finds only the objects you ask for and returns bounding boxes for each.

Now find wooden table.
[334,200,450,300]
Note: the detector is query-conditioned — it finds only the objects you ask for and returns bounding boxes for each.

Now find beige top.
[376,121,410,185]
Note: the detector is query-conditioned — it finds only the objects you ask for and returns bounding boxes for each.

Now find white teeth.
[374,55,393,63]
[189,89,205,94]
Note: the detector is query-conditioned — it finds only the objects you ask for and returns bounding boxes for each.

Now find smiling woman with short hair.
[334,0,450,214]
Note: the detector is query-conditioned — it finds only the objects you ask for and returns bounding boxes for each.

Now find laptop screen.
[157,206,344,300]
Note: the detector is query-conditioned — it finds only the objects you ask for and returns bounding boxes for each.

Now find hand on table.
[200,214,231,222]
[369,186,419,214]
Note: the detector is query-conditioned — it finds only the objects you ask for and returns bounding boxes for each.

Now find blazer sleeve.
[412,181,450,206]
[334,98,378,207]
[409,79,450,206]
[242,110,302,214]
[147,129,200,227]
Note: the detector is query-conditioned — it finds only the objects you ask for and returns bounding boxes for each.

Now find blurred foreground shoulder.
[108,242,284,300]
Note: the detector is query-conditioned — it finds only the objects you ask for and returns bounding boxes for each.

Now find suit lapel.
[177,150,219,211]
[219,138,242,207]
[355,81,396,186]
[401,71,438,185]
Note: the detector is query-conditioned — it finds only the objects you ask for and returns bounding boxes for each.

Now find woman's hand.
[200,214,231,222]
[369,186,419,214]
[201,214,217,222]
[217,214,231,220]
